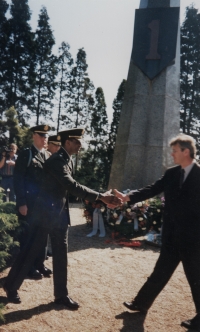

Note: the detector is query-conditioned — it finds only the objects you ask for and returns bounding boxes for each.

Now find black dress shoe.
[38,266,52,277]
[3,286,21,304]
[27,269,43,280]
[54,296,79,310]
[181,314,200,331]
[123,300,147,314]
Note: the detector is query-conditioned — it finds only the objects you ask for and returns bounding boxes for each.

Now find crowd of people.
[1,128,200,330]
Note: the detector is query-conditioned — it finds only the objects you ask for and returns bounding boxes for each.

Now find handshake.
[98,189,131,209]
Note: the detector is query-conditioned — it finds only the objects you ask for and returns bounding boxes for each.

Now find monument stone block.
[108,0,180,191]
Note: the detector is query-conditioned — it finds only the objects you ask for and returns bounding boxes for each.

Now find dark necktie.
[40,150,46,160]
[70,159,74,176]
[180,169,185,188]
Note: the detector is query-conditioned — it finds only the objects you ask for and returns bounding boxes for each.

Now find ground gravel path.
[0,203,195,332]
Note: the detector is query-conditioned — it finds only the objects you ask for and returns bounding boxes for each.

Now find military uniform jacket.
[129,163,200,245]
[32,147,99,230]
[14,145,51,209]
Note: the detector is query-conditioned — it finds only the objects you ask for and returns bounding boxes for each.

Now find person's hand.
[19,205,28,216]
[99,189,122,207]
[113,189,130,202]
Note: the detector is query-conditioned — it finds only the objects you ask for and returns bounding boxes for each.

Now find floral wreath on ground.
[83,196,165,240]
[108,201,148,236]
[83,200,107,225]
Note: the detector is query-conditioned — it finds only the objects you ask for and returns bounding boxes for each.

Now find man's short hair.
[169,134,196,158]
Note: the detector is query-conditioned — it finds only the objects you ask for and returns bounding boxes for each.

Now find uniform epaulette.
[19,147,30,153]
[57,149,70,162]
[59,151,67,158]
[19,147,31,154]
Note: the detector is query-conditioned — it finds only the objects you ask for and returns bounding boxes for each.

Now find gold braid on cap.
[35,130,48,134]
[68,135,82,139]
[50,141,61,145]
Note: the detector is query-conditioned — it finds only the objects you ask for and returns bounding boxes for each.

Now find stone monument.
[108,0,180,191]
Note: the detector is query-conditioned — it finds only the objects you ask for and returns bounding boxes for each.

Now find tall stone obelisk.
[108,0,180,191]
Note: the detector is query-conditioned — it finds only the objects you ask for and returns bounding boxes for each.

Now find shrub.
[0,188,19,271]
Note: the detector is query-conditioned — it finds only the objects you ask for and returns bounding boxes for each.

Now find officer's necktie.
[40,150,45,161]
[70,159,74,176]
[180,168,185,188]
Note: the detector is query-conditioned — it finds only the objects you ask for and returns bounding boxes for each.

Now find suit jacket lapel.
[32,145,45,164]
[181,162,198,188]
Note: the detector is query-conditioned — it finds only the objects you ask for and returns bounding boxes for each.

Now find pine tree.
[91,88,108,141]
[31,6,57,125]
[74,148,99,190]
[90,87,109,189]
[0,0,8,53]
[0,121,8,148]
[0,106,29,148]
[1,0,35,122]
[66,48,94,131]
[76,87,109,190]
[107,79,126,173]
[0,0,9,117]
[55,42,73,132]
[4,106,22,144]
[180,6,200,139]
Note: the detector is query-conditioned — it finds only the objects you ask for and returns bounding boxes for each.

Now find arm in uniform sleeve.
[44,157,99,202]
[13,150,29,207]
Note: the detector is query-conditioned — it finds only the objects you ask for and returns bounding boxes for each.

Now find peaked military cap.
[30,124,51,137]
[57,128,85,141]
[48,135,61,146]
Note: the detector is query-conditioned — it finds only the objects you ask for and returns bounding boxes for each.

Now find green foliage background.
[0,188,19,271]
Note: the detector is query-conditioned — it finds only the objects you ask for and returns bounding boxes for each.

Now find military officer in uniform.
[4,128,121,309]
[47,135,61,254]
[47,135,61,154]
[13,124,52,279]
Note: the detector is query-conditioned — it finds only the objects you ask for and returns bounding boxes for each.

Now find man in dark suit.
[14,125,52,279]
[114,134,200,331]
[4,128,121,309]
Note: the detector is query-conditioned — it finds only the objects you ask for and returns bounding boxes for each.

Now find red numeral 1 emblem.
[146,19,161,60]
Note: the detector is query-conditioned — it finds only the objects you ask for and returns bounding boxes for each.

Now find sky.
[8,0,200,123]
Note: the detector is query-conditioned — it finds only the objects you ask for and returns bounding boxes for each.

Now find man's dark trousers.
[128,163,200,313]
[5,226,68,298]
[18,212,47,271]
[134,235,200,312]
